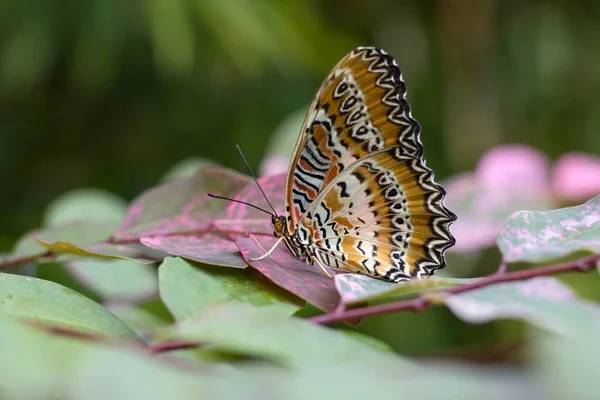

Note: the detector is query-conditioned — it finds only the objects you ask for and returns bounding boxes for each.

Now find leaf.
[335,274,471,305]
[213,173,286,234]
[105,303,167,339]
[0,312,208,398]
[114,166,251,241]
[10,220,118,259]
[141,233,246,268]
[0,273,138,339]
[444,276,600,336]
[236,236,340,312]
[65,259,158,302]
[171,303,409,367]
[158,257,301,321]
[533,329,600,400]
[36,239,159,264]
[160,157,217,182]
[497,195,600,263]
[43,188,128,227]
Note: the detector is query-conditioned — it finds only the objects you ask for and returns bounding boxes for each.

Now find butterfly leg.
[311,256,334,279]
[250,236,285,261]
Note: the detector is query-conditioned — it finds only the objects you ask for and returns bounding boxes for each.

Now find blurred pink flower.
[552,152,600,203]
[259,154,289,177]
[444,144,555,253]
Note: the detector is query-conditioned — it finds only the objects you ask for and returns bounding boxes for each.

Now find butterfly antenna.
[235,144,279,216]
[206,193,274,217]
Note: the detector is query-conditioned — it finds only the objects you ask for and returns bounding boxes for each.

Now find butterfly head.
[271,215,287,238]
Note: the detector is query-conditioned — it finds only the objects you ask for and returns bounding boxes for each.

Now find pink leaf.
[114,167,251,241]
[236,236,340,312]
[140,234,247,268]
[214,173,286,234]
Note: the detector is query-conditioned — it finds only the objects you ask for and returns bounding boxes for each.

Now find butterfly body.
[271,47,456,283]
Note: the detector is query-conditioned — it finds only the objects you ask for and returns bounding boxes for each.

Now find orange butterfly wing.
[283,47,455,282]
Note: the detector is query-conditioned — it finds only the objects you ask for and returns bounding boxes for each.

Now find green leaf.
[36,239,159,264]
[533,330,600,400]
[105,303,167,339]
[158,257,301,321]
[0,273,138,340]
[10,220,118,259]
[335,274,471,305]
[170,303,410,367]
[43,188,128,227]
[497,195,600,263]
[66,259,158,302]
[6,220,161,264]
[444,276,600,336]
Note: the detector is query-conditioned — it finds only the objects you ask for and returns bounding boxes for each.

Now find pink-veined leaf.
[236,236,340,312]
[335,274,471,305]
[213,173,286,234]
[114,166,251,241]
[141,234,247,268]
[497,195,600,263]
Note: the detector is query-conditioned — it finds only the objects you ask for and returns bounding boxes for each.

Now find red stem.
[308,253,600,325]
[145,340,202,354]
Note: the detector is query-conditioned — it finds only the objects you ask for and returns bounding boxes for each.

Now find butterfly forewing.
[282,47,456,282]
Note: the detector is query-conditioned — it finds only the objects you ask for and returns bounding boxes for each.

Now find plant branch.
[0,250,53,270]
[145,340,202,354]
[308,253,600,325]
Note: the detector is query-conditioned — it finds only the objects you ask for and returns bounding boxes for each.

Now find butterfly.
[215,47,456,283]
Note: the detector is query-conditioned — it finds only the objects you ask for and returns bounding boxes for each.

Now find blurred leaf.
[10,221,118,259]
[339,330,395,353]
[36,239,159,264]
[0,312,92,397]
[237,236,340,312]
[160,157,218,182]
[0,273,138,339]
[66,259,157,302]
[114,167,251,241]
[159,257,302,321]
[106,303,167,339]
[0,312,208,398]
[213,173,286,234]
[171,303,409,367]
[445,276,600,336]
[141,233,246,268]
[497,194,600,263]
[43,188,127,227]
[532,329,600,400]
[335,273,471,305]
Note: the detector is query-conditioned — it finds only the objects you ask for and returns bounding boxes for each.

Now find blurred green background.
[1,0,599,251]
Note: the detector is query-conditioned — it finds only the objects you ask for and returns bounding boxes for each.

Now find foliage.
[1,152,599,398]
[2,1,600,398]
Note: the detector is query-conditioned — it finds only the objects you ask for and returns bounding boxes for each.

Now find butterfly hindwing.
[282,47,456,282]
